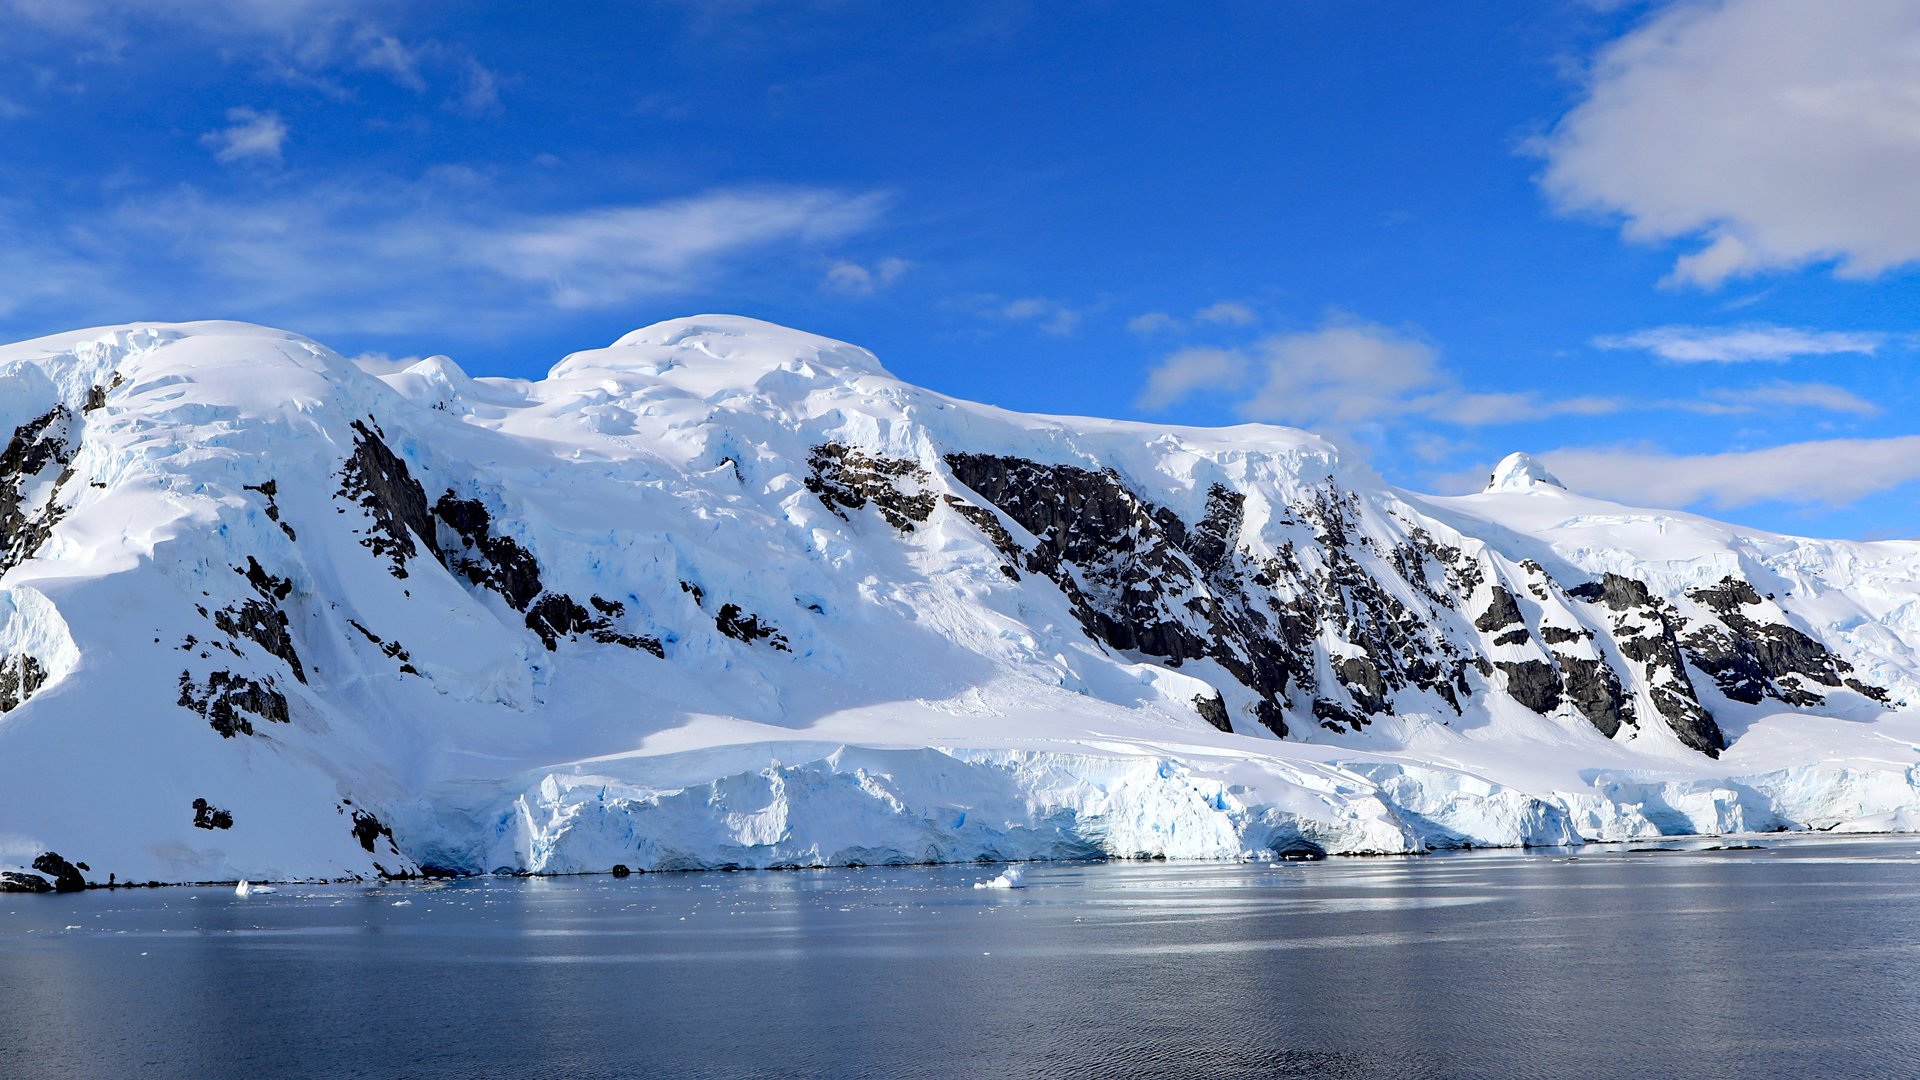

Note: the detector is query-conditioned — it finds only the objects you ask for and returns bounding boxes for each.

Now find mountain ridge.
[1,315,1917,888]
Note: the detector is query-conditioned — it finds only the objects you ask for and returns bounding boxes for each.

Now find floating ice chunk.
[973,864,1025,889]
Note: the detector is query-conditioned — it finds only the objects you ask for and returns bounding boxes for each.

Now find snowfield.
[2,315,1919,888]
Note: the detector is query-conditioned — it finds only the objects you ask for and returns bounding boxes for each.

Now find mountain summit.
[0,318,1915,888]
[1484,451,1565,492]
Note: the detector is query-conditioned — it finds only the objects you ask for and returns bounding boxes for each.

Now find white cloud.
[1237,323,1445,426]
[1138,318,1621,429]
[1426,391,1622,426]
[1127,301,1256,336]
[1593,323,1884,363]
[1137,347,1249,410]
[822,256,909,296]
[456,55,501,114]
[1127,311,1180,336]
[1540,0,1920,286]
[475,189,886,310]
[0,0,363,34]
[199,107,287,165]
[1,181,887,334]
[348,351,425,376]
[351,26,425,89]
[996,297,1079,336]
[1540,436,1920,509]
[2,2,496,111]
[1688,381,1881,416]
[1193,301,1256,327]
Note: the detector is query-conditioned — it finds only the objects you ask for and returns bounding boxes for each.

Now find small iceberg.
[973,865,1026,890]
[233,880,275,896]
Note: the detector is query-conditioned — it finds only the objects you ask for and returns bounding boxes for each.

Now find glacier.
[2,315,1919,888]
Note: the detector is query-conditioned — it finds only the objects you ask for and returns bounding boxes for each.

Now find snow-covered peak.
[548,315,892,387]
[1484,452,1565,493]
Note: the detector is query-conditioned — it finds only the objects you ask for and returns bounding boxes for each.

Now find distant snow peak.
[1485,452,1565,493]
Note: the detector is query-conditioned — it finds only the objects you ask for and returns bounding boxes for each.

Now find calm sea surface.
[3,836,1919,1078]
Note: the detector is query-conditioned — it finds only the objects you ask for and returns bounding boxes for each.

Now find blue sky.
[2,1,1918,537]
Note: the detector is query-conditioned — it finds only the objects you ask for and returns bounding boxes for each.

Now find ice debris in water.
[973,865,1026,889]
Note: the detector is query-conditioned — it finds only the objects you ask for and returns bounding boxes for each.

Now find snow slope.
[1,316,1918,886]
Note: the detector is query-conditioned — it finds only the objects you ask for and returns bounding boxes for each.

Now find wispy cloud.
[474,189,887,309]
[1193,301,1256,327]
[1539,436,1920,510]
[2,1,503,113]
[1126,311,1180,336]
[1684,380,1881,417]
[971,296,1081,336]
[0,180,888,334]
[822,256,909,297]
[1138,318,1622,430]
[1593,324,1884,363]
[1126,300,1259,337]
[200,107,287,165]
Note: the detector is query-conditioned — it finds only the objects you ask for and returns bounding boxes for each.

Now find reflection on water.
[4,836,1920,1078]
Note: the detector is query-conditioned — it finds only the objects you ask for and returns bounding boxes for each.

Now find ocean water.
[4,836,1919,1078]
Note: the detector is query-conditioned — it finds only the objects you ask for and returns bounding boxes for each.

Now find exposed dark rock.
[178,670,289,738]
[336,419,438,578]
[0,653,46,712]
[434,491,661,655]
[610,863,632,878]
[1567,574,1654,611]
[349,808,398,855]
[1679,576,1877,708]
[716,603,789,651]
[1555,655,1633,737]
[0,870,51,893]
[1496,659,1562,715]
[1186,484,1244,576]
[946,454,1300,734]
[1492,629,1529,647]
[31,852,84,892]
[244,479,297,541]
[1193,692,1231,733]
[942,495,1022,580]
[805,443,937,531]
[524,593,664,655]
[945,456,1478,737]
[213,598,306,683]
[237,556,292,602]
[1571,573,1722,755]
[348,619,419,674]
[0,405,76,574]
[434,491,542,609]
[1540,626,1588,645]
[1474,586,1524,633]
[1336,657,1388,714]
[191,798,234,830]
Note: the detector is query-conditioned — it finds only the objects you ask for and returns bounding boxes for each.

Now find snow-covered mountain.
[3,316,1919,889]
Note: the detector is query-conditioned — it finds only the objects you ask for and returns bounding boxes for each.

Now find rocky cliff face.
[0,318,1915,887]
